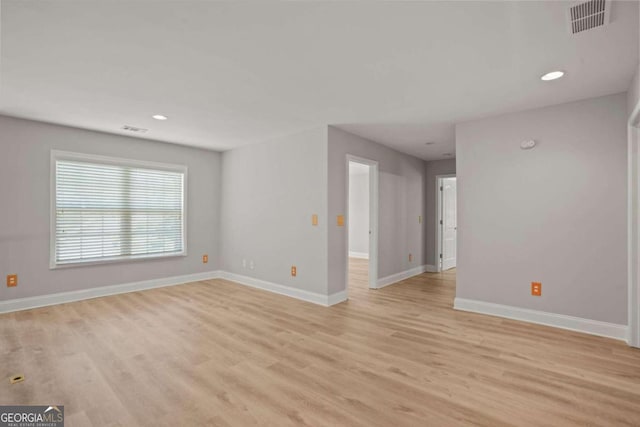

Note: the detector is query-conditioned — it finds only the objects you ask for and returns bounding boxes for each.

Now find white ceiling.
[1,1,638,160]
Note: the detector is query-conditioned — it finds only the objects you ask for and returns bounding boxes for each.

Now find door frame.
[346,155,379,290]
[435,174,456,273]
[628,100,640,348]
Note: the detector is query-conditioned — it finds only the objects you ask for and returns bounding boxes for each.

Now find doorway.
[346,156,378,292]
[436,175,457,272]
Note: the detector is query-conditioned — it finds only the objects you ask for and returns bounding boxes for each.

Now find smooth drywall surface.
[348,164,370,256]
[328,126,426,294]
[456,93,628,325]
[0,115,221,300]
[424,159,456,267]
[220,127,328,295]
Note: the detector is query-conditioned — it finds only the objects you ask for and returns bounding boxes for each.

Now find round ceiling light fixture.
[152,114,168,120]
[425,141,436,145]
[540,71,565,81]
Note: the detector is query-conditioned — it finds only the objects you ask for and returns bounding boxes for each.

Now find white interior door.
[441,177,457,270]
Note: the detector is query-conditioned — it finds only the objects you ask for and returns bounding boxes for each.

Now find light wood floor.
[2,260,640,426]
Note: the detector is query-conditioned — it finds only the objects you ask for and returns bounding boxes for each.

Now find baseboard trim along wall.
[0,270,350,314]
[425,265,438,273]
[454,297,628,342]
[327,290,349,306]
[220,271,347,307]
[0,270,223,314]
[376,265,430,289]
[348,251,369,259]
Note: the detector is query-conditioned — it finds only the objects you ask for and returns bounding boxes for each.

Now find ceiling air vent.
[121,125,148,134]
[568,0,611,34]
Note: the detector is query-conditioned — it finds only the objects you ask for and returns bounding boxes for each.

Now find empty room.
[1,1,639,426]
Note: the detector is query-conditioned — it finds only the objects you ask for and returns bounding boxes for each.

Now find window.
[51,151,187,268]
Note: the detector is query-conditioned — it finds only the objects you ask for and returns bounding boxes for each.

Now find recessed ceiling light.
[152,114,168,120]
[425,141,436,145]
[443,153,453,157]
[541,71,564,81]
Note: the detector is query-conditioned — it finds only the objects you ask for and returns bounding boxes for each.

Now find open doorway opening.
[346,156,378,294]
[436,175,457,272]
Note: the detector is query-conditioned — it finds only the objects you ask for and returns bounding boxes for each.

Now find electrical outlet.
[249,260,254,270]
[531,282,542,296]
[291,266,297,277]
[6,274,17,287]
[409,254,413,262]
[242,259,247,268]
[202,254,208,264]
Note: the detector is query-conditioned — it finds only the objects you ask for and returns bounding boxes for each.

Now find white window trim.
[50,150,188,269]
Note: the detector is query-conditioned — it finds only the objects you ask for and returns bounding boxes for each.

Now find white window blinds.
[52,152,186,267]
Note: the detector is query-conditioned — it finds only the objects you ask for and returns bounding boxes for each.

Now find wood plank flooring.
[1,260,640,426]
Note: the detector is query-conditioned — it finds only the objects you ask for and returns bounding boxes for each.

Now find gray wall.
[456,93,628,325]
[0,115,221,300]
[348,168,369,255]
[424,159,456,267]
[328,126,426,294]
[220,127,329,295]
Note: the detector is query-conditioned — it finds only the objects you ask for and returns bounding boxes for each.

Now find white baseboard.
[0,269,348,314]
[220,271,346,307]
[425,264,438,273]
[376,265,428,289]
[348,251,369,259]
[454,298,628,342]
[0,270,223,314]
[327,290,349,306]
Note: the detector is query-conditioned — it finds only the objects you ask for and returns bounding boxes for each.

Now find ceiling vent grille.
[568,0,611,34]
[121,125,148,134]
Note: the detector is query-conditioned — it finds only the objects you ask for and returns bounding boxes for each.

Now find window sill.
[49,251,188,270]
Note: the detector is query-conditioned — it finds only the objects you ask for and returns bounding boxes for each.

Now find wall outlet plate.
[531,282,542,296]
[6,274,17,287]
